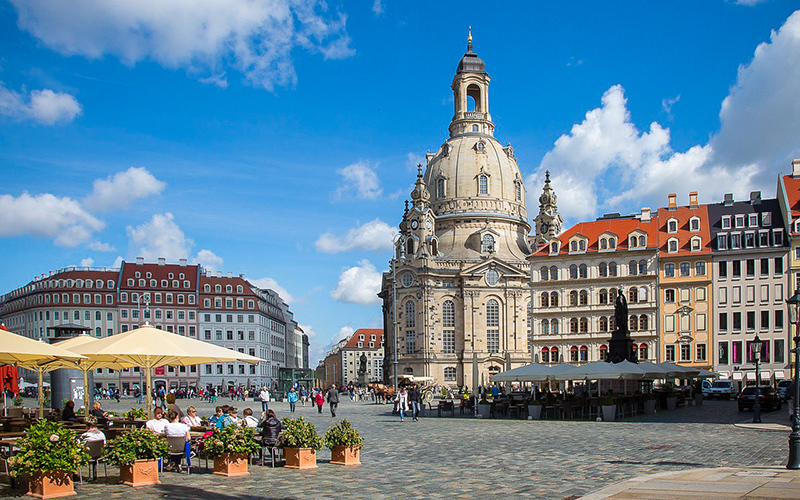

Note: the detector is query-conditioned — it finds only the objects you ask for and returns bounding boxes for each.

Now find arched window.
[630,235,638,247]
[609,287,618,303]
[437,178,445,198]
[638,344,648,361]
[550,292,559,307]
[405,301,416,328]
[629,260,638,276]
[599,289,608,304]
[215,284,222,292]
[639,287,648,302]
[609,316,616,331]
[599,345,608,361]
[599,317,608,332]
[579,264,587,278]
[570,241,578,252]
[203,284,211,292]
[541,347,550,364]
[569,291,578,306]
[628,287,638,304]
[444,367,456,381]
[600,238,607,250]
[599,262,608,277]
[629,316,638,331]
[431,239,438,255]
[579,318,588,333]
[639,315,649,330]
[569,264,578,279]
[515,181,522,202]
[226,285,233,293]
[579,240,586,251]
[551,242,558,253]
[551,346,560,362]
[540,292,549,308]
[407,237,415,255]
[442,300,455,328]
[570,318,579,333]
[486,299,500,353]
[478,174,488,195]
[541,266,549,281]
[551,319,559,335]
[579,345,588,362]
[609,262,617,276]
[550,266,558,280]
[639,260,647,275]
[481,234,495,253]
[541,320,550,335]
[579,290,588,305]
[570,346,579,362]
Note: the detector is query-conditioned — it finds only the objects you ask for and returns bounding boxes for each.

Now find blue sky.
[1,1,799,364]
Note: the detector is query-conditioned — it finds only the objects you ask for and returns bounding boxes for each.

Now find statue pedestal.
[608,330,634,363]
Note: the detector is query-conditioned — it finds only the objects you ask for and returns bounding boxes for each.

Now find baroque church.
[379,34,559,389]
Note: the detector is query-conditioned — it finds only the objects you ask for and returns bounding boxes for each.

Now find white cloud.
[0,84,82,125]
[80,257,94,267]
[733,0,767,5]
[372,0,384,16]
[84,167,166,212]
[315,219,395,253]
[193,249,223,274]
[661,94,680,115]
[248,277,294,303]
[126,212,192,262]
[0,192,103,246]
[331,326,354,344]
[298,323,317,340]
[330,260,382,305]
[112,256,124,269]
[335,161,382,200]
[10,0,354,91]
[89,241,115,252]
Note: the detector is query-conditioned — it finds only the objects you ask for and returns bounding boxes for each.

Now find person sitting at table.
[90,401,108,419]
[182,406,202,427]
[80,415,106,443]
[208,406,223,426]
[215,406,237,429]
[145,407,168,434]
[62,400,77,421]
[165,393,184,420]
[226,407,242,427]
[164,410,190,473]
[241,408,259,428]
[257,409,281,446]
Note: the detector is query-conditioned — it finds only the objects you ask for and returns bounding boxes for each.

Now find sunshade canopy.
[492,362,554,382]
[0,324,86,368]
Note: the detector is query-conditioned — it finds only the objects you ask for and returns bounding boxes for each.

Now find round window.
[486,269,500,286]
[402,273,413,287]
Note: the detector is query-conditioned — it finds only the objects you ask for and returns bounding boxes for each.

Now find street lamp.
[751,334,763,424]
[785,289,800,469]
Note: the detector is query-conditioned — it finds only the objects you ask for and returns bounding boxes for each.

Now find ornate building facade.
[380,37,532,389]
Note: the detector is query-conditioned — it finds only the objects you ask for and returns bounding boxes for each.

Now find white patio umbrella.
[657,362,700,379]
[552,361,648,381]
[70,325,265,417]
[492,362,553,382]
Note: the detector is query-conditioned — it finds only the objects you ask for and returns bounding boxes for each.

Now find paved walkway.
[0,396,795,499]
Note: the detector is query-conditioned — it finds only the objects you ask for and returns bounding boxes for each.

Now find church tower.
[380,32,533,392]
[532,170,563,246]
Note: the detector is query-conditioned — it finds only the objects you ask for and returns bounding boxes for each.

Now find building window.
[668,219,678,233]
[696,344,707,362]
[599,262,607,277]
[680,344,691,362]
[478,174,488,195]
[443,367,456,381]
[405,331,416,354]
[443,330,455,353]
[695,261,706,276]
[690,217,700,231]
[668,239,678,253]
[486,299,499,353]
[680,262,690,277]
[405,301,416,328]
[481,234,495,253]
[665,263,675,278]
[717,233,728,250]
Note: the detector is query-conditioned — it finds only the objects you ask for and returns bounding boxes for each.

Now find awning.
[775,370,786,379]
[732,372,744,380]
[719,371,731,379]
[746,372,756,380]
[760,370,772,379]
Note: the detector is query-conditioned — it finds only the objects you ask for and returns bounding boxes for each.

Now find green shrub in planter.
[8,420,90,478]
[281,417,323,450]
[12,395,23,406]
[122,407,148,420]
[103,428,169,466]
[324,420,363,450]
[204,425,261,457]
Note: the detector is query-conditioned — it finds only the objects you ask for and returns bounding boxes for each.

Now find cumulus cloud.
[372,0,384,16]
[335,161,382,200]
[298,323,317,340]
[0,84,82,125]
[330,260,382,305]
[10,0,354,91]
[0,192,103,246]
[315,219,395,253]
[89,241,115,252]
[126,212,192,262]
[530,10,800,223]
[80,257,94,267]
[661,94,680,115]
[84,167,166,212]
[248,277,294,303]
[331,326,354,344]
[193,249,224,274]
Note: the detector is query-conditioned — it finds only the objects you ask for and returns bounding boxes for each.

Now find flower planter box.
[283,447,317,469]
[643,400,656,415]
[28,470,76,499]
[119,459,160,487]
[666,397,677,411]
[601,405,616,422]
[527,405,542,420]
[330,445,361,466]
[213,453,250,476]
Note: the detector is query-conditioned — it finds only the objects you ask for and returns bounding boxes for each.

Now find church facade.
[379,36,541,390]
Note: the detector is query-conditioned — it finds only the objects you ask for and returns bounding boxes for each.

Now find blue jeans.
[399,407,405,420]
[411,401,421,419]
[261,400,268,413]
[289,401,296,412]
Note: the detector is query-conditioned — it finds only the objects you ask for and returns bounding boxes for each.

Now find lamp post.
[785,289,800,469]
[136,294,150,404]
[751,334,763,424]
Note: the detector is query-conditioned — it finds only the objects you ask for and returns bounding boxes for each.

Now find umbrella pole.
[38,369,44,419]
[82,368,90,415]
[146,364,153,419]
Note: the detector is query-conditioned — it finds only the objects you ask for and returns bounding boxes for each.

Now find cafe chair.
[165,436,191,474]
[83,440,107,482]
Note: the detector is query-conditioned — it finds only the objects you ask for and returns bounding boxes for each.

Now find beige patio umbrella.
[0,326,87,418]
[55,334,137,414]
[69,325,265,417]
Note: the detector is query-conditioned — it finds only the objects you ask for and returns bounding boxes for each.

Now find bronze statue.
[614,289,628,334]
[358,353,368,375]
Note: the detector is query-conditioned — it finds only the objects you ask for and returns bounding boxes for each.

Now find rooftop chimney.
[750,191,762,205]
[640,207,651,222]
[158,257,166,266]
[723,193,734,206]
[668,193,677,210]
[792,158,800,178]
[179,258,187,266]
[227,272,232,278]
[136,257,144,265]
[689,191,698,208]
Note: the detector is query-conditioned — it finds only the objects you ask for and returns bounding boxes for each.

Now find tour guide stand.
[785,289,800,469]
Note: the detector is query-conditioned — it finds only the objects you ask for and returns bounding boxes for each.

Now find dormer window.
[667,219,678,233]
[481,234,495,253]
[579,240,586,251]
[630,235,638,247]
[735,215,745,228]
[748,214,758,227]
[549,241,559,255]
[761,212,771,227]
[668,238,679,253]
[721,216,732,229]
[690,236,702,251]
[717,233,728,250]
[689,216,700,232]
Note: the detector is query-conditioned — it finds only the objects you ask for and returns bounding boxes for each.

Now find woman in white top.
[396,387,409,422]
[80,415,106,443]
[241,408,259,428]
[145,407,168,434]
[182,406,202,427]
[164,410,190,473]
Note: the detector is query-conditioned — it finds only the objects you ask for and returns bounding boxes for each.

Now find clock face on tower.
[411,219,419,230]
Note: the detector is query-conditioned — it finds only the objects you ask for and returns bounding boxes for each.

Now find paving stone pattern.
[0,397,790,500]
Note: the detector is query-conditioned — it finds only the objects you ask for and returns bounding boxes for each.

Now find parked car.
[777,380,792,401]
[700,379,713,397]
[737,386,782,412]
[707,380,734,400]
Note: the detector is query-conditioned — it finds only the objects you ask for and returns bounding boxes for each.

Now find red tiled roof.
[119,262,199,289]
[782,175,800,218]
[342,328,384,349]
[529,216,659,257]
[655,205,712,256]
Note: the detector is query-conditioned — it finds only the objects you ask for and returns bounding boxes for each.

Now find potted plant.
[204,425,260,476]
[103,428,168,486]
[8,419,89,499]
[122,407,147,421]
[527,399,542,420]
[665,390,678,411]
[643,393,657,415]
[601,393,616,422]
[325,419,363,466]
[281,416,324,469]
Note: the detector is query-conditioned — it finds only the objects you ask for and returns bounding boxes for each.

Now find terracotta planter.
[330,445,361,465]
[28,470,76,499]
[119,459,160,487]
[283,447,317,469]
[213,453,250,476]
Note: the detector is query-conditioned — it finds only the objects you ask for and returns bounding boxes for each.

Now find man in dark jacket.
[326,384,340,417]
[408,385,421,421]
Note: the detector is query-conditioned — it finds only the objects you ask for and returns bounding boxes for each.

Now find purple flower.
[49,434,59,442]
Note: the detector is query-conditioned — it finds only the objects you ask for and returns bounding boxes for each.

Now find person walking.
[288,388,298,413]
[314,390,325,413]
[259,386,270,413]
[326,384,340,417]
[300,386,308,406]
[396,387,409,422]
[408,385,421,421]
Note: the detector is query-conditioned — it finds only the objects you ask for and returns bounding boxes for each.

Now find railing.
[464,111,486,120]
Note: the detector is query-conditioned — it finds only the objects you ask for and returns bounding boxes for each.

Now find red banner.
[154,366,165,375]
